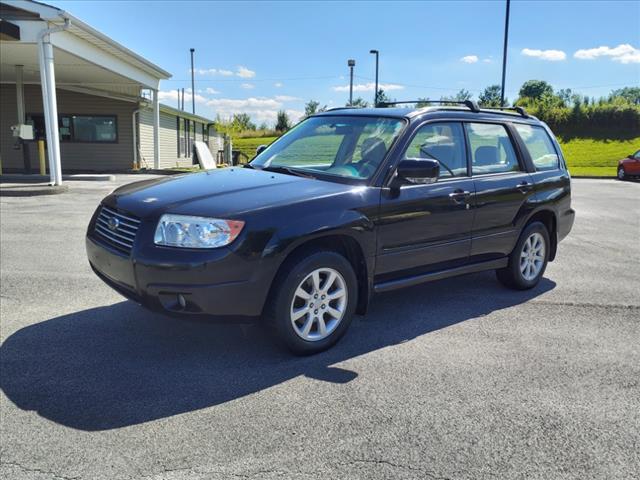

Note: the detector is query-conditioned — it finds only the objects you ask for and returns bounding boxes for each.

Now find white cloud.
[332,82,404,92]
[237,66,256,78]
[240,83,255,89]
[204,97,304,125]
[482,58,492,63]
[158,89,208,104]
[205,87,220,94]
[574,44,640,64]
[521,48,567,61]
[192,66,256,77]
[274,82,283,88]
[460,55,479,64]
[274,95,300,102]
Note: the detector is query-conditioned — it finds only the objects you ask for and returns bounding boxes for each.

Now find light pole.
[500,0,511,107]
[348,59,355,106]
[190,48,195,114]
[370,49,379,106]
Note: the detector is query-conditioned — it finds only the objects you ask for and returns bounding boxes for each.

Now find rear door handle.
[517,181,532,194]
[449,189,471,204]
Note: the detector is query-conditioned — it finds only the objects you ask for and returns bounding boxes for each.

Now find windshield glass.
[250,115,405,180]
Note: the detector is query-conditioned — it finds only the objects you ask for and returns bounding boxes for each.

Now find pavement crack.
[346,458,452,480]
[0,460,81,480]
[529,300,640,310]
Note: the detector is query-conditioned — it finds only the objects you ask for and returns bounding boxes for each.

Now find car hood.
[106,168,356,219]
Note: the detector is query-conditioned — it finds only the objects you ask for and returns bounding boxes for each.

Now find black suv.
[87,102,575,354]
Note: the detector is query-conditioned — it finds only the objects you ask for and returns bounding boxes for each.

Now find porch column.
[38,34,63,185]
[152,88,160,169]
[15,65,25,123]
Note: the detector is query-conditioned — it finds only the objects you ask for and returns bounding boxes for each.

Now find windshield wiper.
[261,165,316,179]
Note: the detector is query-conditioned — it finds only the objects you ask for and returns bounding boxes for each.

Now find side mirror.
[391,158,439,189]
[256,145,267,156]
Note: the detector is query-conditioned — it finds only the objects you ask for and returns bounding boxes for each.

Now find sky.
[55,0,640,125]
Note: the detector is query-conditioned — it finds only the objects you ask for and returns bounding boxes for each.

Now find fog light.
[177,294,186,309]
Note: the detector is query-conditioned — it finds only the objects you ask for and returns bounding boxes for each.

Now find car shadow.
[0,271,555,431]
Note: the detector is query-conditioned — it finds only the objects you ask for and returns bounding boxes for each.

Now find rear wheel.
[267,250,357,355]
[618,167,627,180]
[496,221,550,290]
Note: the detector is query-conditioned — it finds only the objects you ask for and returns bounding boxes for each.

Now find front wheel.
[267,250,358,355]
[496,222,550,290]
[618,167,627,181]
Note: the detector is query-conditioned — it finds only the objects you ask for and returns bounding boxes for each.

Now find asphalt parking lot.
[1,176,638,480]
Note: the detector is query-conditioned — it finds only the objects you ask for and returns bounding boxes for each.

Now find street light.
[370,49,379,106]
[348,59,355,106]
[190,48,195,114]
[500,0,511,107]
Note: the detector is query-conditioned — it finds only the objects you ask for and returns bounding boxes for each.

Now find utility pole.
[500,0,511,107]
[190,48,195,114]
[370,50,379,106]
[181,88,185,110]
[348,59,355,106]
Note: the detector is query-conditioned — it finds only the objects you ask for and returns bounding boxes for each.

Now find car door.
[466,121,534,259]
[629,150,640,174]
[375,121,475,277]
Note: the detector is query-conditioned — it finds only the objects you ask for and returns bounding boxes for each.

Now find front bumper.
[86,235,273,319]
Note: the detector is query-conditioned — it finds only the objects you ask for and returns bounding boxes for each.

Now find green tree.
[557,88,573,106]
[440,89,473,105]
[478,85,503,107]
[375,89,391,105]
[415,98,431,108]
[231,113,256,131]
[518,80,554,100]
[304,100,327,117]
[258,121,269,131]
[275,110,291,132]
[609,87,640,105]
[348,97,369,108]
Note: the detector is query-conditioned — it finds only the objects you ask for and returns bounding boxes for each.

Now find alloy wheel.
[290,267,347,341]
[520,232,546,281]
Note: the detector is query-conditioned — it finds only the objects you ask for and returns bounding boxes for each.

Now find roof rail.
[324,106,360,112]
[480,106,529,118]
[378,99,481,113]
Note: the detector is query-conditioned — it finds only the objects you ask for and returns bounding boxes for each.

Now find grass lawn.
[235,134,640,178]
[558,136,640,177]
[233,136,279,162]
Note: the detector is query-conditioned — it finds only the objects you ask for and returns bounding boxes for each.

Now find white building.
[0,0,219,182]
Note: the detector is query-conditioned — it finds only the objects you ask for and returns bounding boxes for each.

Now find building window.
[26,114,117,143]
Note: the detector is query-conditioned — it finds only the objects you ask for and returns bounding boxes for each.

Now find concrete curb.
[0,184,69,197]
[0,173,115,182]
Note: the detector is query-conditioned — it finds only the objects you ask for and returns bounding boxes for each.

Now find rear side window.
[465,123,520,175]
[403,122,467,178]
[514,124,559,171]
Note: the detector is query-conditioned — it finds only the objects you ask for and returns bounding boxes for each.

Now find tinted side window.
[514,124,559,171]
[465,123,520,175]
[404,122,467,178]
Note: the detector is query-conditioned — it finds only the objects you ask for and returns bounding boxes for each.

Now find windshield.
[250,115,405,180]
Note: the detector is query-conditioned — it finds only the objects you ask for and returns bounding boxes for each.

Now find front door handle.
[517,181,532,194]
[449,189,471,204]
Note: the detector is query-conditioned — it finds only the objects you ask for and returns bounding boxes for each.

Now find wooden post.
[38,139,46,175]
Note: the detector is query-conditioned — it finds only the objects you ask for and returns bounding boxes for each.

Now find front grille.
[93,205,140,255]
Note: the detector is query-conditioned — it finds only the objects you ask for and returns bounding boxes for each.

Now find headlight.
[154,214,245,249]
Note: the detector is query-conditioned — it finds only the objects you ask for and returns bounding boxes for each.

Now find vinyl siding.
[138,108,216,169]
[0,84,135,172]
[138,108,194,169]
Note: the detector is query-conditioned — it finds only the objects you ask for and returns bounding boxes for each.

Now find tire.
[617,167,627,181]
[267,250,358,355]
[496,221,550,290]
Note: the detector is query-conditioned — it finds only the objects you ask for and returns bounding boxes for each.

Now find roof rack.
[378,99,481,113]
[324,106,360,112]
[479,106,529,118]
